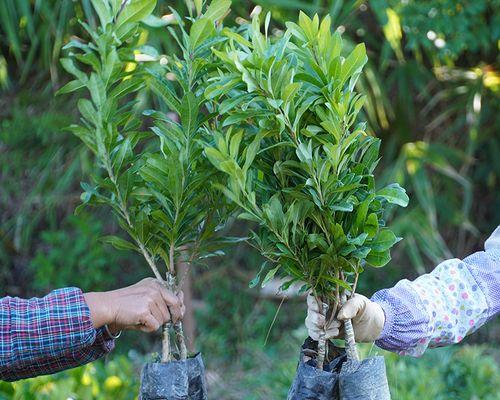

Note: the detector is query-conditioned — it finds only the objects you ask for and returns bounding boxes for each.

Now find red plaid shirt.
[0,287,115,381]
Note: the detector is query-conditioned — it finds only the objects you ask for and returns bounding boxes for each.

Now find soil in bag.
[339,355,391,400]
[139,353,207,400]
[287,338,347,400]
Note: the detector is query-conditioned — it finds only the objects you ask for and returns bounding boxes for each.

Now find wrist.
[371,298,392,341]
[83,291,114,329]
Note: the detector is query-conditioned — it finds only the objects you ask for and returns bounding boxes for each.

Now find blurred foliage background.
[0,0,499,398]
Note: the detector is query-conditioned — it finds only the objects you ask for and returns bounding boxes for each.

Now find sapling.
[204,10,409,369]
[59,0,233,366]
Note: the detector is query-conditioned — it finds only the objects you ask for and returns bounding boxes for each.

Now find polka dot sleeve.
[372,226,499,357]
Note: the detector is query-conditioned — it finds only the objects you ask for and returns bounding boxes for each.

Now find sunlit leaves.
[116,0,157,37]
[377,183,410,207]
[203,10,409,298]
[203,0,231,22]
[190,18,216,49]
[63,0,233,280]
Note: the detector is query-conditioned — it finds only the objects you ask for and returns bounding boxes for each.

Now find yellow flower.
[81,372,92,386]
[104,376,122,391]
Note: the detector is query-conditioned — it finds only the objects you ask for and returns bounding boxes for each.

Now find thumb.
[337,295,364,320]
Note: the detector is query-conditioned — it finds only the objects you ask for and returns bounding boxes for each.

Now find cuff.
[374,296,396,343]
[370,280,430,356]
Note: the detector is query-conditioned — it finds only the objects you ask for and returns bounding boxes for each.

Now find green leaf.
[180,92,199,134]
[238,212,261,223]
[369,229,401,252]
[204,0,231,22]
[148,70,181,113]
[377,183,409,207]
[296,141,312,164]
[60,58,87,82]
[223,28,252,48]
[190,18,216,49]
[249,261,268,288]
[366,249,391,267]
[365,213,379,238]
[55,80,85,95]
[347,232,368,246]
[353,194,374,234]
[331,201,353,212]
[194,0,203,15]
[116,0,156,36]
[261,266,280,288]
[205,147,227,168]
[117,0,156,25]
[340,43,367,85]
[91,0,112,27]
[112,138,132,172]
[77,99,98,126]
[101,235,139,252]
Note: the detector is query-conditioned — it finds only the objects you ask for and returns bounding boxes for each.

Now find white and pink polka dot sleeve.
[372,226,500,357]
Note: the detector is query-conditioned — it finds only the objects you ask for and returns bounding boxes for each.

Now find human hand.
[84,278,185,333]
[305,293,385,342]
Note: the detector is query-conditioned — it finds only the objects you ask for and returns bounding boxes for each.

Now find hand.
[305,294,341,341]
[84,278,185,333]
[305,293,385,342]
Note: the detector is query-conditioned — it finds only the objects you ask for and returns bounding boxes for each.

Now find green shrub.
[0,356,139,400]
[30,213,132,292]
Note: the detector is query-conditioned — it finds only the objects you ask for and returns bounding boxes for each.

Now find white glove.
[305,293,385,342]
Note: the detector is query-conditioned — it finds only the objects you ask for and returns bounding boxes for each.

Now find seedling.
[59,0,233,364]
[204,10,409,368]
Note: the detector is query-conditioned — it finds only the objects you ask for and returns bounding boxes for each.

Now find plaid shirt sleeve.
[0,287,115,381]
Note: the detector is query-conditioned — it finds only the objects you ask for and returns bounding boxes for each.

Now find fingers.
[145,279,183,323]
[150,297,169,325]
[307,293,320,312]
[305,307,341,340]
[337,295,365,321]
[138,314,162,333]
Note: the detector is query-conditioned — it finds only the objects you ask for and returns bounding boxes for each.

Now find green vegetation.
[1,0,498,398]
[58,0,239,361]
[1,341,498,399]
[205,9,408,365]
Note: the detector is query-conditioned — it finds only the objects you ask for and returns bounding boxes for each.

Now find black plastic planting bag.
[139,353,207,400]
[288,339,391,400]
[287,338,346,400]
[339,356,391,400]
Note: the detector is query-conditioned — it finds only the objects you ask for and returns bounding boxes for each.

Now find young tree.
[204,10,409,368]
[59,0,233,362]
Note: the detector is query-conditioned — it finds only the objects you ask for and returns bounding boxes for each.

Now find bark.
[341,292,359,361]
[177,259,196,352]
[174,322,188,360]
[161,323,172,363]
[316,301,329,370]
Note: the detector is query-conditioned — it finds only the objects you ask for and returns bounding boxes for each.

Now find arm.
[0,278,184,381]
[0,287,115,381]
[372,226,500,356]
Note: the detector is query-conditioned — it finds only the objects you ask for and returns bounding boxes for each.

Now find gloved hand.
[305,293,385,342]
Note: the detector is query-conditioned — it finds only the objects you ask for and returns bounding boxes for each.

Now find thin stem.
[315,296,329,370]
[161,323,172,362]
[169,242,175,276]
[174,322,188,360]
[350,271,360,298]
[341,291,359,361]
